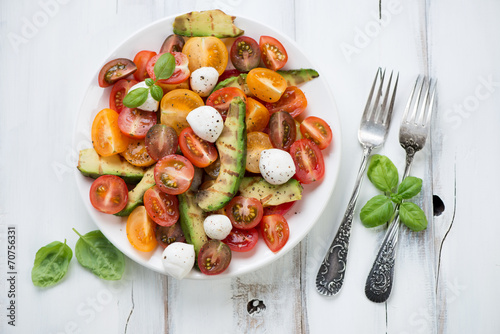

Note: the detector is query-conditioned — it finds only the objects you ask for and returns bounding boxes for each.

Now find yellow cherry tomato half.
[182,36,228,75]
[91,108,129,157]
[246,68,287,103]
[246,131,273,173]
[246,97,270,133]
[160,89,204,135]
[121,139,156,167]
[126,206,158,252]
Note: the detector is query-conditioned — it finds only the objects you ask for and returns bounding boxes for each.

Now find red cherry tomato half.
[263,201,296,216]
[300,116,333,150]
[268,111,297,151]
[154,155,194,195]
[98,58,137,88]
[146,52,190,85]
[206,87,247,119]
[179,127,218,168]
[222,227,258,252]
[289,139,325,184]
[117,108,157,139]
[89,175,128,214]
[260,214,290,252]
[145,124,178,161]
[156,223,186,249]
[144,185,179,226]
[109,79,138,114]
[259,36,288,71]
[159,34,185,54]
[230,36,261,72]
[265,86,307,118]
[198,240,232,275]
[133,50,157,81]
[225,196,263,230]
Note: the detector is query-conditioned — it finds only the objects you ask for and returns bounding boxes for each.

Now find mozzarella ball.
[190,67,219,97]
[128,81,159,112]
[161,242,195,280]
[186,106,224,142]
[259,149,296,185]
[203,214,232,240]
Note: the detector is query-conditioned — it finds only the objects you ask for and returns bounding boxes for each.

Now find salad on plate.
[76,9,336,279]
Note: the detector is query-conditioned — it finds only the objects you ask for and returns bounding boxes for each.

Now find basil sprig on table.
[31,229,125,287]
[73,229,125,280]
[123,52,175,108]
[360,155,428,231]
[31,240,73,287]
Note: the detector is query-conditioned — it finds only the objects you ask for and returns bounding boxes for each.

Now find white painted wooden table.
[1,0,499,333]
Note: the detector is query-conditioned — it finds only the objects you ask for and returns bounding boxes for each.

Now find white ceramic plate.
[74,12,342,279]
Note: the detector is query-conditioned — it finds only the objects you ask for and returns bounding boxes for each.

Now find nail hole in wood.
[247,299,266,316]
[433,195,445,216]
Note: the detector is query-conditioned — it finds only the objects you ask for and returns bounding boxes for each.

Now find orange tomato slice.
[182,37,228,75]
[160,89,204,135]
[246,68,287,103]
[246,97,270,133]
[121,139,156,167]
[91,108,129,157]
[246,131,273,173]
[126,206,158,252]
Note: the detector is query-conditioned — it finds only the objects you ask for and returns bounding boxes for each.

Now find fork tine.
[401,75,422,124]
[362,68,382,121]
[407,76,425,123]
[384,72,399,126]
[380,71,399,126]
[370,69,386,122]
[424,79,437,127]
[417,78,430,125]
[379,70,393,122]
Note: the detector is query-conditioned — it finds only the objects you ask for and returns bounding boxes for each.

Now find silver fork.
[316,68,399,296]
[365,76,437,303]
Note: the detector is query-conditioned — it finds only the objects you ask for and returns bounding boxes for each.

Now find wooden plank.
[428,0,500,333]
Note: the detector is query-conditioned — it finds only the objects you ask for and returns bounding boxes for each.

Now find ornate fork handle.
[316,147,373,296]
[364,213,401,302]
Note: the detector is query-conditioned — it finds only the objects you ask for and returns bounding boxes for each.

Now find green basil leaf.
[145,78,154,87]
[150,84,164,102]
[397,176,422,199]
[123,87,149,108]
[390,193,403,204]
[360,195,394,228]
[154,53,175,80]
[73,229,125,280]
[367,154,399,193]
[31,240,72,287]
[399,202,428,231]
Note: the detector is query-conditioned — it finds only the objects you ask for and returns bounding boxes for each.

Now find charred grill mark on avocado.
[196,98,247,211]
[238,177,303,207]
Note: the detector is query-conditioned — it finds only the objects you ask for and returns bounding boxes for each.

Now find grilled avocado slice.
[238,177,302,206]
[178,190,208,257]
[77,148,145,184]
[114,166,155,217]
[196,98,247,211]
[173,10,244,38]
